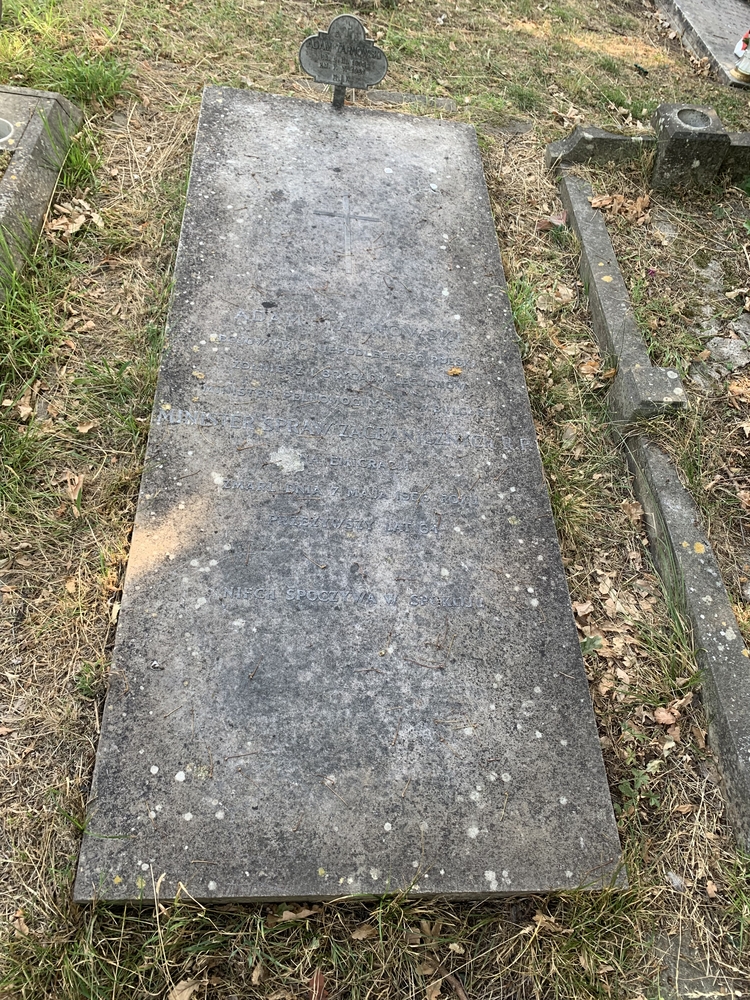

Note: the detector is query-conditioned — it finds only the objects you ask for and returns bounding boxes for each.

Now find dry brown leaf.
[65,577,76,594]
[64,470,84,504]
[167,982,201,1000]
[277,906,318,922]
[573,600,594,618]
[553,284,575,305]
[351,923,377,940]
[12,910,30,938]
[706,879,718,898]
[654,706,678,725]
[0,726,14,736]
[426,983,443,1000]
[251,962,268,985]
[308,969,328,1000]
[621,499,643,524]
[590,194,613,209]
[76,420,96,434]
[673,803,694,814]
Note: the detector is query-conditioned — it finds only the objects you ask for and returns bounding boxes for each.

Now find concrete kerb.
[0,85,82,298]
[557,171,687,423]
[624,435,750,847]
[546,145,750,846]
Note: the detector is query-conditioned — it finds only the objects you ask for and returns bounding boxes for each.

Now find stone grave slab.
[658,0,749,87]
[74,88,623,903]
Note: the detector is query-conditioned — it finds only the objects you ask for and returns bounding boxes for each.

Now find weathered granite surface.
[651,105,730,191]
[74,89,622,903]
[657,0,750,87]
[0,85,81,294]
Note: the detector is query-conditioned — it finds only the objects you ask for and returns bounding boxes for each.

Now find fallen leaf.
[706,879,718,899]
[76,420,96,434]
[621,499,643,523]
[167,982,201,1000]
[426,983,442,1000]
[0,726,14,736]
[278,907,317,922]
[447,367,462,377]
[579,358,600,376]
[674,803,693,814]
[416,959,438,976]
[12,910,30,938]
[308,969,328,1000]
[251,962,267,985]
[590,194,613,209]
[561,423,577,449]
[448,942,465,954]
[351,923,377,940]
[65,577,76,594]
[654,706,678,725]
[64,470,84,504]
[536,291,555,313]
[573,600,594,618]
[692,725,706,749]
[554,284,575,305]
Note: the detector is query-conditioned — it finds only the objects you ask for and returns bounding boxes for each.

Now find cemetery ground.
[0,0,749,995]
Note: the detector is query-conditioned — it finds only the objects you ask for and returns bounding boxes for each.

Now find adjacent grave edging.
[656,0,749,89]
[0,84,82,298]
[557,172,687,424]
[623,435,750,847]
[550,155,750,847]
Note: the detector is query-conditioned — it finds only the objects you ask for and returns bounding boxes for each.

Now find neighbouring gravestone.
[74,85,623,903]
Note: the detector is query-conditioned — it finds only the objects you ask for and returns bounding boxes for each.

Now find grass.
[0,0,749,996]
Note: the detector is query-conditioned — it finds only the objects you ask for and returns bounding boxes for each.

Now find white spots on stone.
[215,810,225,820]
[183,812,193,821]
[430,183,438,191]
[535,730,543,739]
[442,287,449,297]
[178,503,185,510]
[419,820,429,832]
[441,567,450,577]
[530,599,539,608]
[721,628,737,641]
[454,526,462,533]
[559,797,568,806]
[467,826,479,839]
[209,559,218,567]
[484,870,498,891]
[269,446,304,473]
[190,559,199,567]
[223,543,231,550]
[494,673,503,682]
[149,811,156,819]
[412,860,419,868]
[141,863,149,871]
[489,703,496,711]
[673,386,683,395]
[429,167,437,173]
[150,765,159,775]
[384,167,393,173]
[211,472,224,486]
[488,772,497,781]
[195,597,207,609]
[207,881,218,892]
[566,870,574,878]
[534,686,542,694]
[691,159,701,168]
[370,868,380,880]
[452,314,461,320]
[527,587,534,593]
[175,771,186,782]
[701,595,713,604]
[469,790,481,801]
[560,739,568,747]
[667,370,679,380]
[501,773,511,783]
[384,822,392,832]
[156,804,163,812]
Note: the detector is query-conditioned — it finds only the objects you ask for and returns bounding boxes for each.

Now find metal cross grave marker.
[299,14,388,109]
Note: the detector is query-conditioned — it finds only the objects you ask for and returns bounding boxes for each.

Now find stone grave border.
[546,114,750,848]
[0,84,82,300]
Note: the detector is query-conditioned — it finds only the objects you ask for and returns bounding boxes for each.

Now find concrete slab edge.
[656,0,746,88]
[557,172,687,422]
[0,89,82,296]
[623,434,750,848]
[545,126,656,170]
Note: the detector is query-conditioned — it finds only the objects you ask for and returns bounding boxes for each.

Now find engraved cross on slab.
[299,14,388,109]
[314,195,380,275]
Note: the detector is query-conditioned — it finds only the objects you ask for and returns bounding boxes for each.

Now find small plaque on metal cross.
[299,14,388,109]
